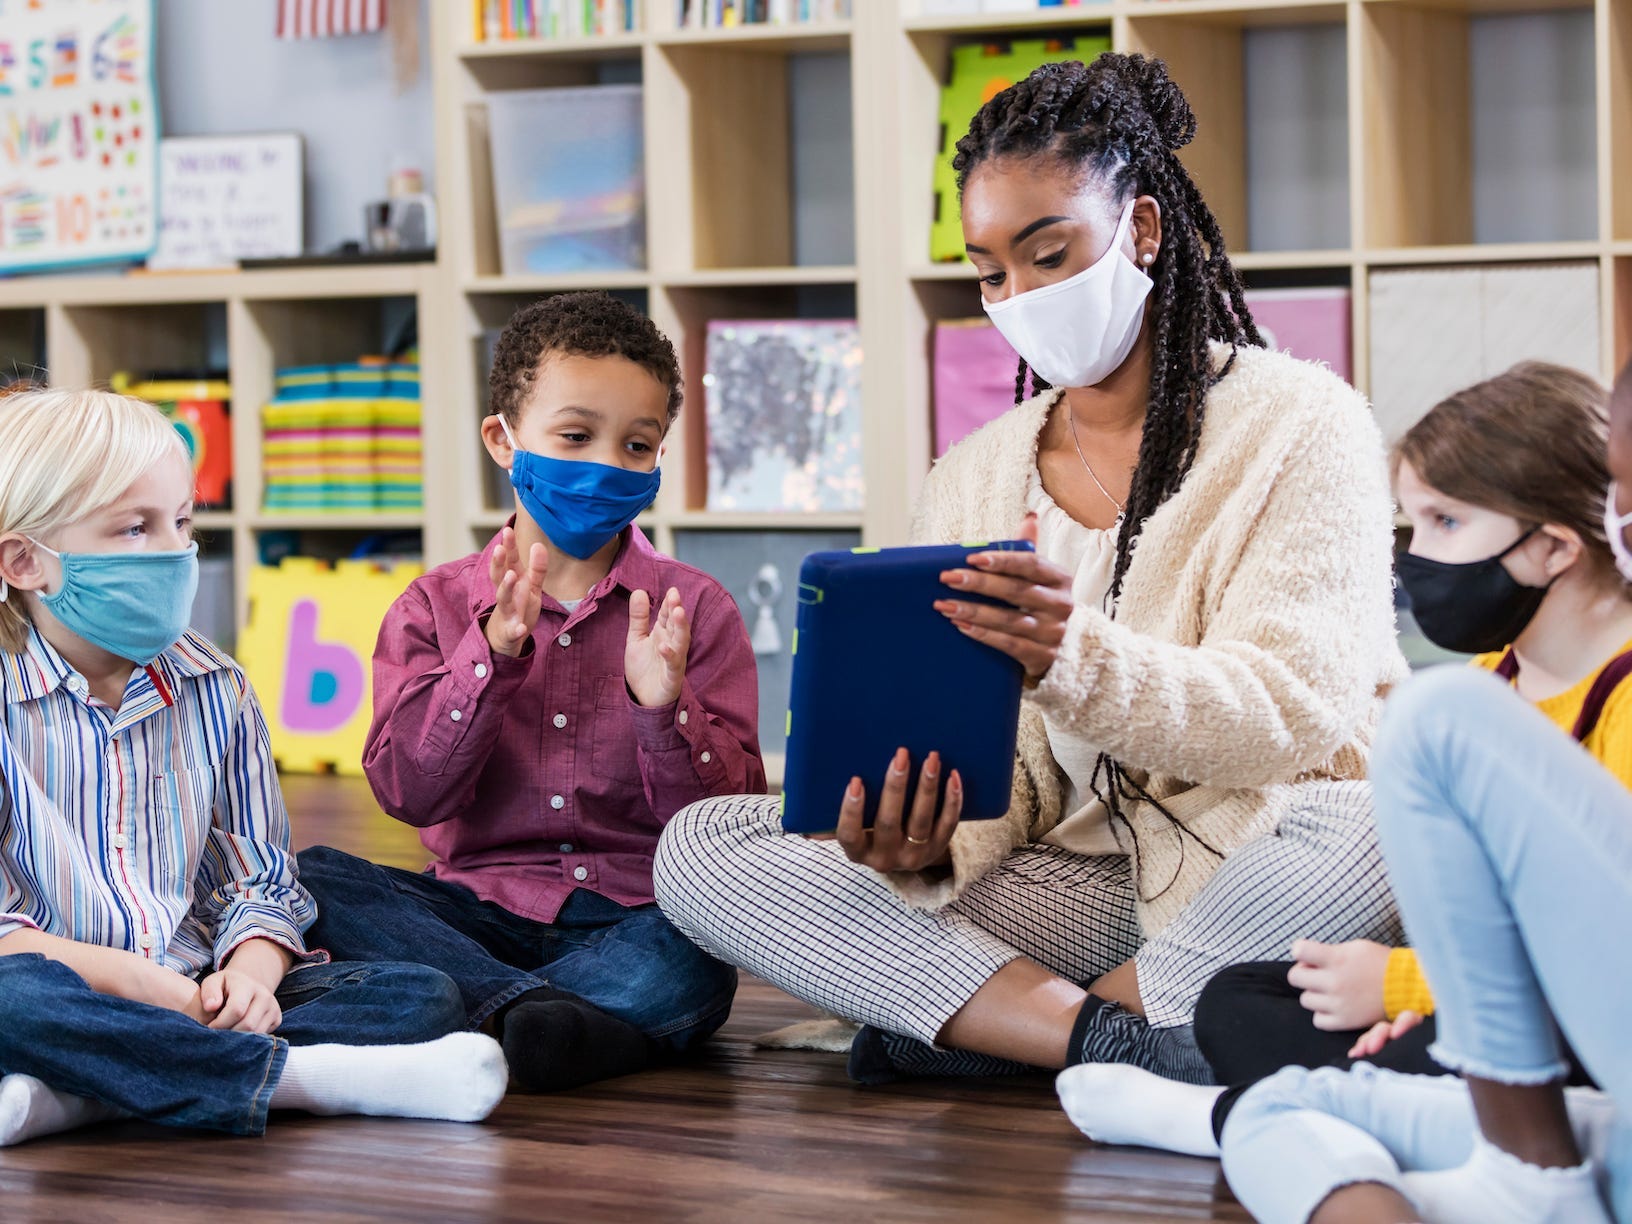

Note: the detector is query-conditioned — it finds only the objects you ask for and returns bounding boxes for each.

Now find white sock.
[0,1074,122,1146]
[270,1033,508,1123]
[1402,1135,1611,1224]
[1056,1063,1224,1158]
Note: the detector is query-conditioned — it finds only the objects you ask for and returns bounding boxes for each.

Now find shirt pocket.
[590,675,644,786]
[146,769,215,897]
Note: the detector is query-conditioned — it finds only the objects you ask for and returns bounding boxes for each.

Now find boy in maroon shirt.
[299,293,765,1090]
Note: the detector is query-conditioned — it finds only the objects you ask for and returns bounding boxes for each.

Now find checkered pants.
[653,781,1400,1044]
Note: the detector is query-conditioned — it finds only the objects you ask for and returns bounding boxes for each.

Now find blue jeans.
[296,845,737,1051]
[0,952,466,1136]
[1223,668,1632,1222]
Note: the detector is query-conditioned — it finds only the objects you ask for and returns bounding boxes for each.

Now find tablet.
[779,540,1032,836]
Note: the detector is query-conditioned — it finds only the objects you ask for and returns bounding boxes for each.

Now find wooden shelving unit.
[0,263,453,646]
[2,0,1627,768]
[432,7,870,562]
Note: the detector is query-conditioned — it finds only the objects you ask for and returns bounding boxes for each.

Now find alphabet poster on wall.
[0,0,159,274]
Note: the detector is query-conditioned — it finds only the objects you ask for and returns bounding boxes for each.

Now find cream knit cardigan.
[894,342,1409,937]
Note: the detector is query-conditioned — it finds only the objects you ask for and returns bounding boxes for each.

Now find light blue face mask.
[12,538,200,666]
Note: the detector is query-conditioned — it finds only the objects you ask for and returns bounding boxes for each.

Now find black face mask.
[1397,529,1552,655]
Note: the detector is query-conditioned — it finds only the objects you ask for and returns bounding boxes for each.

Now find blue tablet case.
[779,541,1033,835]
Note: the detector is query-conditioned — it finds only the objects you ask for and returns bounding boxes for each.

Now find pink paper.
[1244,288,1353,383]
[933,319,1022,456]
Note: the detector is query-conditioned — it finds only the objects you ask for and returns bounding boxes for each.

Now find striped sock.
[846,1024,1036,1085]
[1066,995,1214,1085]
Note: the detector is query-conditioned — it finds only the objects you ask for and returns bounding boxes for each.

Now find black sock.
[499,987,651,1092]
[1065,994,1214,1085]
[846,1024,1036,1086]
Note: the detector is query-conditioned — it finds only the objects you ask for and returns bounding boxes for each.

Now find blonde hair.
[0,387,189,652]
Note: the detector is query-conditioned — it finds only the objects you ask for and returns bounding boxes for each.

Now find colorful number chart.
[0,0,158,273]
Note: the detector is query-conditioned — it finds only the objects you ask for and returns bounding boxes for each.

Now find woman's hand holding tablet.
[777,535,1038,837]
[934,513,1075,682]
[827,748,964,874]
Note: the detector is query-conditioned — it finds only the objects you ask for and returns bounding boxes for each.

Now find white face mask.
[1606,484,1632,582]
[981,197,1152,390]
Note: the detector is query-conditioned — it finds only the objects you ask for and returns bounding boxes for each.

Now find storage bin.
[486,85,646,275]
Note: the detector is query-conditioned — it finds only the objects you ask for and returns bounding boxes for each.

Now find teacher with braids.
[654,55,1406,1085]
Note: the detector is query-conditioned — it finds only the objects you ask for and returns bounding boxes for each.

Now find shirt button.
[573,866,588,882]
[550,794,565,810]
[553,713,568,729]
[700,751,712,764]
[678,710,689,726]
[559,843,573,853]
[450,709,463,722]
[68,675,86,694]
[112,833,128,850]
[138,933,155,949]
[557,632,572,648]
[474,663,488,679]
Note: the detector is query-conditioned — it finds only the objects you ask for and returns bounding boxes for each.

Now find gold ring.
[904,834,930,845]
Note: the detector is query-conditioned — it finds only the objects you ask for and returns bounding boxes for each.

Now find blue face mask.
[499,416,661,560]
[27,538,199,665]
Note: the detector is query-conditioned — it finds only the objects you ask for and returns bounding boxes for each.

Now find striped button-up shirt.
[0,627,320,976]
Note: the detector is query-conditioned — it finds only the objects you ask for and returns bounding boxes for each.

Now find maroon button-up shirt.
[362,524,766,922]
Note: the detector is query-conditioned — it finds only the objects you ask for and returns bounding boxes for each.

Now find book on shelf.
[704,319,863,513]
[677,0,850,29]
[475,0,641,41]
[923,0,1096,11]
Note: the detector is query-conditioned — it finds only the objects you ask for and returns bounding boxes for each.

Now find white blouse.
[1024,467,1125,857]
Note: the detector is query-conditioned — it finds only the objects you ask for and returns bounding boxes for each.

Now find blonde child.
[0,388,506,1143]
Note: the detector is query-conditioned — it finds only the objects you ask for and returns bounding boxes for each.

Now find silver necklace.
[1066,406,1126,515]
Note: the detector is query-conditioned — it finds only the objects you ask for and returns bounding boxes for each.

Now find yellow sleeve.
[1586,683,1632,791]
[1383,947,1437,1020]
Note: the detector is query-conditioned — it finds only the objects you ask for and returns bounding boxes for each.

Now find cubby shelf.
[2,0,1627,662]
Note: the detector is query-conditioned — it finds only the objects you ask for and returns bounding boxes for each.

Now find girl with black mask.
[1057,359,1632,1164]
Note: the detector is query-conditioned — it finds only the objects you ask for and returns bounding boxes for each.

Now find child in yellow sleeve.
[1378,635,1632,1023]
[1056,361,1627,1158]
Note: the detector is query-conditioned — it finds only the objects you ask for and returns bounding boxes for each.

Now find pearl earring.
[1141,252,1155,265]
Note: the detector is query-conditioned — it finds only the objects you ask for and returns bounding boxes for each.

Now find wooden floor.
[0,775,1250,1224]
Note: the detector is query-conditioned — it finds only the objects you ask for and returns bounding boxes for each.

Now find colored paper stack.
[262,361,422,514]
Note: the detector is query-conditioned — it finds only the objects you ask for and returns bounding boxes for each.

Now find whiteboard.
[147,133,304,270]
[0,0,160,273]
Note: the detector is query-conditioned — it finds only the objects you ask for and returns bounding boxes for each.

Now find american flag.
[277,0,388,39]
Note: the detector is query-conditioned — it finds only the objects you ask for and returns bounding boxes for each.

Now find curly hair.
[954,53,1262,608]
[953,54,1264,899]
[488,291,683,425]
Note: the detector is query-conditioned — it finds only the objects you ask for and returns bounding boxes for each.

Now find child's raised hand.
[198,967,283,1035]
[1286,938,1393,1032]
[625,587,690,708]
[485,526,548,657]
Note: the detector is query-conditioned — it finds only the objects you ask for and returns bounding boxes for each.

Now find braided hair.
[954,54,1264,900]
[956,53,1262,605]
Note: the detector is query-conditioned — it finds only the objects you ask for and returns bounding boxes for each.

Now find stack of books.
[678,0,850,28]
[474,0,640,40]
